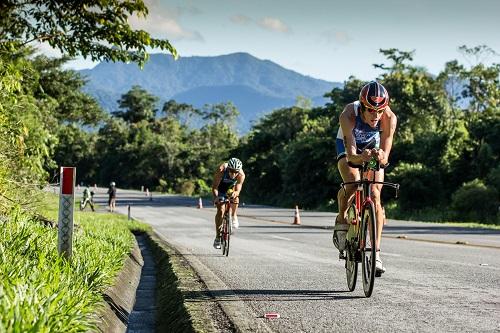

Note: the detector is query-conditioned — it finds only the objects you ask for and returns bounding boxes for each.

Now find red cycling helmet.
[359,81,389,111]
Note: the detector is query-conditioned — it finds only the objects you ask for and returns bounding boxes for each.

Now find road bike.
[218,196,234,256]
[340,158,399,297]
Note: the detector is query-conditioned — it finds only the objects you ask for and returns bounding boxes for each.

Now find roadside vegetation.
[0,194,150,331]
[0,1,172,331]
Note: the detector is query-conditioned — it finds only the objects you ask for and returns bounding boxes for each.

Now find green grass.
[0,192,149,332]
[147,234,196,333]
[384,201,500,230]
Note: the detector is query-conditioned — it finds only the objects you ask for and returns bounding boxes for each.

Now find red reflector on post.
[61,167,75,195]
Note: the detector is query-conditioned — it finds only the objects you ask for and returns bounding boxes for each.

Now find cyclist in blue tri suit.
[211,158,246,249]
[333,81,397,275]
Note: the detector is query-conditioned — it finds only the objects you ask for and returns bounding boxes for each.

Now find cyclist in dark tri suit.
[333,81,397,275]
[211,157,246,249]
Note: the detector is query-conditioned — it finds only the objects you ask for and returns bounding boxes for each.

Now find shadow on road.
[92,195,200,208]
[184,289,363,302]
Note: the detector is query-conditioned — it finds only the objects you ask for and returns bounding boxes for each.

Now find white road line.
[270,235,293,241]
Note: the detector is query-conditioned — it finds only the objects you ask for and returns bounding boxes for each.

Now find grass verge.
[0,192,149,332]
[384,201,500,230]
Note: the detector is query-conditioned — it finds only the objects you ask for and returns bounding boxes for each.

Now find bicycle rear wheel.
[345,203,358,291]
[361,201,377,297]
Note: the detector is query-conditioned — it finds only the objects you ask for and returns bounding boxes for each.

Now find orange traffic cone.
[293,205,301,225]
[197,197,203,209]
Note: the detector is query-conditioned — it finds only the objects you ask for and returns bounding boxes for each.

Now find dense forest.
[1,3,498,224]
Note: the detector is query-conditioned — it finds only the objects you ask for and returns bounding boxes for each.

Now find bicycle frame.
[341,166,400,227]
[219,197,235,256]
[221,199,232,234]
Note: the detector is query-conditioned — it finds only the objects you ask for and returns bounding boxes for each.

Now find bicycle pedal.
[338,252,346,260]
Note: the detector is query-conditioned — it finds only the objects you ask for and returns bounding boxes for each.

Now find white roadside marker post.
[58,166,75,259]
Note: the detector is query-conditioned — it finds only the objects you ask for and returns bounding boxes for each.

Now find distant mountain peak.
[81,52,342,132]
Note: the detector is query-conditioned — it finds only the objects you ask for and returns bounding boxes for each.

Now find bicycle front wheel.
[224,214,231,256]
[345,203,358,291]
[221,215,228,255]
[361,201,377,297]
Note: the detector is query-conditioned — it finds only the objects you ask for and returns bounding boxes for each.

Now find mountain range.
[80,52,341,132]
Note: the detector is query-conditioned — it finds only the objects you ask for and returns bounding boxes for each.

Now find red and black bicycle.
[340,159,399,297]
[219,197,233,256]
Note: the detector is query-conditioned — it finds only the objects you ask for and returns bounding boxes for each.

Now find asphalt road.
[90,188,500,333]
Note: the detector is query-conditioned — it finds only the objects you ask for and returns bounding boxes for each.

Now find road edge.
[152,230,275,333]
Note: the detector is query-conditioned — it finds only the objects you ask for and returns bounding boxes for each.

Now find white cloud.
[176,5,202,16]
[31,42,98,69]
[230,14,253,25]
[130,0,204,41]
[230,14,290,34]
[258,17,290,34]
[33,41,62,57]
[321,29,351,45]
[129,14,203,41]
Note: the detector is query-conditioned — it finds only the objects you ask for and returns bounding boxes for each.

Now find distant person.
[211,158,246,249]
[80,186,95,212]
[107,181,117,212]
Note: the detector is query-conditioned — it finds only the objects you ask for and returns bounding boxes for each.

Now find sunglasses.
[364,106,385,115]
[228,168,239,174]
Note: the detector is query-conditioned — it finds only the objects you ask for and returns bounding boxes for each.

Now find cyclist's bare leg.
[337,158,359,224]
[230,197,239,218]
[215,203,225,238]
[370,169,385,251]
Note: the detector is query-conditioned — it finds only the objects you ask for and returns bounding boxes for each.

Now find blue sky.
[42,0,500,82]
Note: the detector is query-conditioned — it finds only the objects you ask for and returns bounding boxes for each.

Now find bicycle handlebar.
[341,180,400,198]
[215,196,236,204]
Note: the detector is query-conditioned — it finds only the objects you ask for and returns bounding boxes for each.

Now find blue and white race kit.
[336,101,380,161]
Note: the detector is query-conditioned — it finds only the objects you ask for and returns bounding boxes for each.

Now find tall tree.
[114,86,159,124]
[162,99,202,128]
[0,0,177,65]
[31,55,105,125]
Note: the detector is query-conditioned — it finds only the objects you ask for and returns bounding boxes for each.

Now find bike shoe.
[333,221,349,251]
[232,215,239,229]
[213,238,221,249]
[375,254,386,276]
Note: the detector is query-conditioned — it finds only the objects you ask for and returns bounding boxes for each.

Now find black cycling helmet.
[359,81,389,111]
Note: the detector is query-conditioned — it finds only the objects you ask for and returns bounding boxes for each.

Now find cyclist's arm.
[211,164,225,199]
[232,171,245,197]
[378,106,397,165]
[340,104,370,165]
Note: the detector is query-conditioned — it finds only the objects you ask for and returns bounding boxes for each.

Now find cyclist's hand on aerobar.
[361,149,373,162]
[226,189,236,199]
[371,148,385,161]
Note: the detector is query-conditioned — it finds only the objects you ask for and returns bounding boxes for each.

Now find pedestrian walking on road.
[108,181,117,212]
[80,186,95,212]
